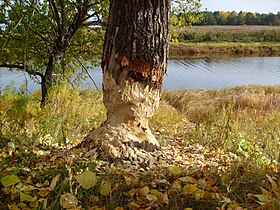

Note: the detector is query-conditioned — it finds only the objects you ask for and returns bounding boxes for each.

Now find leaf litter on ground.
[0,140,279,209]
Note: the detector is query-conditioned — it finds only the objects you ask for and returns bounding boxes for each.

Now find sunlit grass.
[0,85,279,209]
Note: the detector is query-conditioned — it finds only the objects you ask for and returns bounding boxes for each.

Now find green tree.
[246,12,257,25]
[237,11,246,25]
[0,0,109,105]
[214,11,229,25]
[200,11,217,25]
[227,11,238,25]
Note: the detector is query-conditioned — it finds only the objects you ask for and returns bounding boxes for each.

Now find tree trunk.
[41,56,55,105]
[78,0,170,160]
[41,51,64,105]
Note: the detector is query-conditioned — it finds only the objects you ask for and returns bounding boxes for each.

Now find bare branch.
[48,0,62,33]
[0,63,43,78]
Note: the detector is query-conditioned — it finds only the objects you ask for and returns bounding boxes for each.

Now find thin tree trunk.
[41,51,63,105]
[41,56,54,105]
[78,0,170,160]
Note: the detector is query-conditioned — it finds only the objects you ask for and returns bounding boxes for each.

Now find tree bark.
[78,0,170,160]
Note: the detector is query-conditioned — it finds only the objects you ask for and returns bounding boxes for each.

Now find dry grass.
[162,85,280,115]
[159,85,280,164]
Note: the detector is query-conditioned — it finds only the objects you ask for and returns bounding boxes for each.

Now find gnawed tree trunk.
[78,0,170,160]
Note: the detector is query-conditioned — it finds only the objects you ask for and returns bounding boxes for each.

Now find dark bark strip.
[102,0,170,86]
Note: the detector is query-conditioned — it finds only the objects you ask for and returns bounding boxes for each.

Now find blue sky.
[200,0,280,13]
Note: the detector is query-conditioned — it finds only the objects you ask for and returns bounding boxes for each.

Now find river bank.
[169,42,280,59]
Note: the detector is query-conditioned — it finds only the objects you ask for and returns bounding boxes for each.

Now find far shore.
[169,42,280,59]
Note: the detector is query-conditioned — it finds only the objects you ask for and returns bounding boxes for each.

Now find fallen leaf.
[60,193,78,209]
[100,181,110,196]
[1,175,21,187]
[20,192,34,202]
[183,184,205,200]
[194,189,205,200]
[146,194,157,201]
[168,166,182,175]
[150,189,160,196]
[207,177,217,186]
[127,202,140,210]
[179,176,197,184]
[23,185,37,194]
[183,184,199,193]
[158,192,169,204]
[38,188,50,197]
[140,186,150,195]
[30,200,39,208]
[75,171,97,190]
[197,179,207,189]
[50,174,60,190]
[254,194,270,205]
[90,196,99,203]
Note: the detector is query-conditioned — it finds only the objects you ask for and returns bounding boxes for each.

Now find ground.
[0,86,279,209]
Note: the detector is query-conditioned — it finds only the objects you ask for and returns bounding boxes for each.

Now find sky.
[200,0,280,14]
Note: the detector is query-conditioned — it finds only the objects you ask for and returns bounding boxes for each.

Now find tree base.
[75,123,160,161]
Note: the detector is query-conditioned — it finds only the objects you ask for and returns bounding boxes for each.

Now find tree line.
[172,11,280,26]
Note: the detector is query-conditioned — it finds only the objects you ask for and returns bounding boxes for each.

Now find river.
[1,56,280,92]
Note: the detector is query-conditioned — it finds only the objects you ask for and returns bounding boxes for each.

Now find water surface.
[1,56,280,92]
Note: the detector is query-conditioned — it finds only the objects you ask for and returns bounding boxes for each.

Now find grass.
[161,86,280,162]
[170,42,280,59]
[0,85,280,209]
[169,25,280,58]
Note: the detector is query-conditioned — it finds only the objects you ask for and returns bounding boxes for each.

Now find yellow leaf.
[140,186,150,195]
[115,207,125,210]
[127,202,140,210]
[75,171,97,190]
[30,200,39,208]
[25,176,33,184]
[194,189,205,200]
[38,188,50,197]
[150,189,160,196]
[1,175,21,187]
[60,193,78,209]
[100,181,110,196]
[254,194,270,203]
[127,189,137,197]
[8,204,21,210]
[197,179,207,189]
[168,166,182,175]
[146,194,157,201]
[124,176,132,185]
[179,176,197,183]
[23,185,37,193]
[183,184,199,193]
[50,174,60,190]
[90,196,99,203]
[11,187,18,194]
[158,192,169,204]
[184,208,193,210]
[20,192,34,202]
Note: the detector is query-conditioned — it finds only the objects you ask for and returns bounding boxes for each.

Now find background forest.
[173,10,280,26]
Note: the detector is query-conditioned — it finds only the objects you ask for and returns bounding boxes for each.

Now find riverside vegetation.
[0,84,279,209]
[170,25,280,58]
